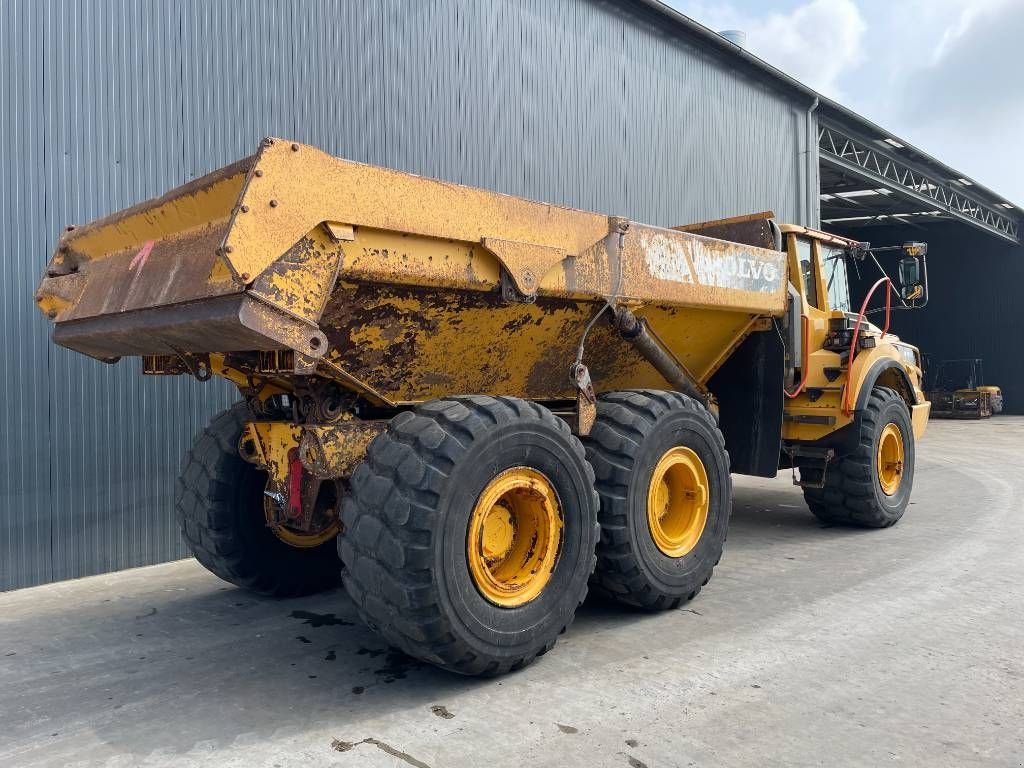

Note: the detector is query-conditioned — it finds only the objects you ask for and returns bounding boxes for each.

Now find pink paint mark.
[288,452,304,520]
[129,239,155,271]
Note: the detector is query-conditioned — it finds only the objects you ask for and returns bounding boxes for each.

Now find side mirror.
[899,255,920,285]
[899,255,924,301]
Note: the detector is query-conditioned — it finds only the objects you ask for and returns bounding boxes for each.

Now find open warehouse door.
[816,112,1023,414]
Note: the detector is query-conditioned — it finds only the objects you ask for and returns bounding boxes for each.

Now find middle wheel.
[585,390,732,610]
[340,396,599,676]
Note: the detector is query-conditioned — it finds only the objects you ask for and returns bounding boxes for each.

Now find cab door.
[792,234,830,331]
[782,234,848,442]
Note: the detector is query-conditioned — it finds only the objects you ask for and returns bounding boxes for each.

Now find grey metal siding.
[1,0,51,589]
[1,0,809,591]
[619,8,806,226]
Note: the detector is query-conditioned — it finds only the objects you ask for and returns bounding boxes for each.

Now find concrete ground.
[2,419,1023,768]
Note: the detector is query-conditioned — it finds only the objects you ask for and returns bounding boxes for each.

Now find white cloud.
[906,0,1023,119]
[670,0,867,99]
[889,0,1024,201]
[930,0,1013,63]
[671,0,1024,204]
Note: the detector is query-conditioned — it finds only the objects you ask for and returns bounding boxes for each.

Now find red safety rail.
[842,277,892,414]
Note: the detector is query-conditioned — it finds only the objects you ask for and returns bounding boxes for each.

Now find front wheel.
[339,396,599,676]
[804,387,915,528]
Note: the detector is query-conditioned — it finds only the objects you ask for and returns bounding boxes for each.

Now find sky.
[666,0,1024,205]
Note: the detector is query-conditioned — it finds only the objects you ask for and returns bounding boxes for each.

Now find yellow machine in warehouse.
[925,358,1003,418]
[36,139,930,675]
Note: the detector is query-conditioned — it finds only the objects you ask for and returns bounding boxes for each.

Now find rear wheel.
[175,404,341,596]
[339,396,599,676]
[584,390,731,610]
[803,387,915,528]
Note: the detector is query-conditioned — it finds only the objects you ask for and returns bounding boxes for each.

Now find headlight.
[895,344,919,367]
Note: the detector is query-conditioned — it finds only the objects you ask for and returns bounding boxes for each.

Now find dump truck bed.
[37,138,788,405]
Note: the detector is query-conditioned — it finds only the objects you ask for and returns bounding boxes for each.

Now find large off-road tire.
[175,404,341,596]
[803,387,915,528]
[339,396,600,676]
[584,390,731,611]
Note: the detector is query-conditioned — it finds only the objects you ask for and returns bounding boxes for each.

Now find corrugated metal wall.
[1,0,811,591]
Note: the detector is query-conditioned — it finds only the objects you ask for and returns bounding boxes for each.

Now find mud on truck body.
[36,139,930,675]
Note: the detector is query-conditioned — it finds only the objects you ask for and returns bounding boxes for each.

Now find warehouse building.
[2,0,1020,590]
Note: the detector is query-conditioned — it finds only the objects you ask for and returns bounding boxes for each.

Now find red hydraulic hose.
[842,277,892,414]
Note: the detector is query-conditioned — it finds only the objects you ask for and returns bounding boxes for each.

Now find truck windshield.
[821,245,851,313]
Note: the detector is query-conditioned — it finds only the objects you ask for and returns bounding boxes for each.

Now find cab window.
[795,237,818,309]
[821,245,852,313]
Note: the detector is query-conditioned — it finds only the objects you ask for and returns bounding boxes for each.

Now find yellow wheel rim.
[467,467,563,608]
[263,498,340,548]
[262,470,340,549]
[647,446,709,558]
[877,423,904,496]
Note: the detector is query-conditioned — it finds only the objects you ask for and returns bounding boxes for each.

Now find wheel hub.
[646,446,709,558]
[481,502,516,564]
[262,456,341,548]
[877,422,904,496]
[467,468,563,608]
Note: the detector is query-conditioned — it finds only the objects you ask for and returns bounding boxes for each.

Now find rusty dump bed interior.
[36,138,789,406]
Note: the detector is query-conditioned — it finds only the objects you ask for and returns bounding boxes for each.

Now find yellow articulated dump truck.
[36,138,930,675]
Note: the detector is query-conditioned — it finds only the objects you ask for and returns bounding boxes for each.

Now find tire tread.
[803,387,910,528]
[585,389,729,611]
[175,403,340,597]
[340,396,599,676]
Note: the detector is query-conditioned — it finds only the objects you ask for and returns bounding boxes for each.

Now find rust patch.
[300,421,386,480]
[247,234,342,322]
[672,210,779,251]
[319,279,675,404]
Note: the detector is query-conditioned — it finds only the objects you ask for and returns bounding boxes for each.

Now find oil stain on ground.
[345,648,424,693]
[356,647,387,658]
[372,650,424,683]
[290,610,354,627]
[429,705,454,719]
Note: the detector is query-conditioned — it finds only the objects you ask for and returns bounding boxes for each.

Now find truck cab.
[776,223,931,519]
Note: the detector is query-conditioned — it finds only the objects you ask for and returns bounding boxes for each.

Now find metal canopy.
[818,119,1020,243]
[626,3,1022,245]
